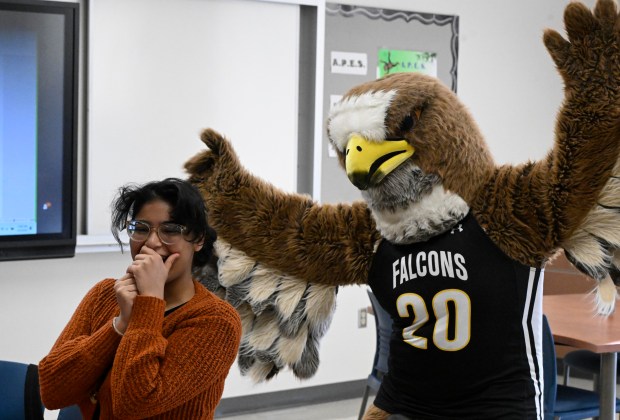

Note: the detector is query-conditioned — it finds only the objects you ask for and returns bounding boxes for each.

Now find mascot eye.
[399,113,416,133]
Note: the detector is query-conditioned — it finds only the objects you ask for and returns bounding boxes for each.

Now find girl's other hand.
[113,273,138,333]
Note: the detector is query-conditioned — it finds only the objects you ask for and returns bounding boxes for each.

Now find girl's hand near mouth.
[127,245,179,299]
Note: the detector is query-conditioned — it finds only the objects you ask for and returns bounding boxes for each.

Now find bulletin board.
[320,4,459,204]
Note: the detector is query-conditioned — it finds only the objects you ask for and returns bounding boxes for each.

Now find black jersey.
[368,212,544,419]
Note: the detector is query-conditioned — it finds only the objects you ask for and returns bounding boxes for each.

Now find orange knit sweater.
[39,279,241,419]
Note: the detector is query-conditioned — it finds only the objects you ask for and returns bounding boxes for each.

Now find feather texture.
[563,160,620,312]
[203,239,337,382]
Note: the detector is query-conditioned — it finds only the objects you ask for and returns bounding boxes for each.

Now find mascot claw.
[185,128,242,185]
[199,128,226,155]
[595,275,618,315]
[199,128,242,171]
[544,0,620,95]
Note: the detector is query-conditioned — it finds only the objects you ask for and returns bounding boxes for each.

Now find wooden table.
[544,293,620,420]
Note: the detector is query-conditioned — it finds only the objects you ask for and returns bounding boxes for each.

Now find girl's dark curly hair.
[110,178,216,268]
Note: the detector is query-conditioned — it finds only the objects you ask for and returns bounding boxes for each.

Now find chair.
[563,349,620,388]
[358,289,392,420]
[57,404,82,419]
[0,360,44,420]
[542,315,620,419]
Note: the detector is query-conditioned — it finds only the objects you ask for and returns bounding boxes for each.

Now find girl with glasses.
[39,178,242,419]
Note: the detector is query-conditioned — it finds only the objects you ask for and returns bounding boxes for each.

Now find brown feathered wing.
[186,129,380,382]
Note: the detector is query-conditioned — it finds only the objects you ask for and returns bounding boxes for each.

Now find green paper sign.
[377,49,437,78]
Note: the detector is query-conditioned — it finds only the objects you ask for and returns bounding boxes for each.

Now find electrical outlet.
[358,308,368,328]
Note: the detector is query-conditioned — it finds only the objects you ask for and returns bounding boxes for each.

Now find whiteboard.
[87,0,300,234]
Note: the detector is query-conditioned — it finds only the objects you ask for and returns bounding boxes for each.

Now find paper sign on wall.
[377,49,437,78]
[331,51,368,75]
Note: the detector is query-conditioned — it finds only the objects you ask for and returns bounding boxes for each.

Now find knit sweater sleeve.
[110,294,242,418]
[39,279,122,409]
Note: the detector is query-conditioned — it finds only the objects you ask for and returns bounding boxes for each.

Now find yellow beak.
[345,135,415,190]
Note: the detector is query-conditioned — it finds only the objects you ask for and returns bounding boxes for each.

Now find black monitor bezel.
[0,0,79,261]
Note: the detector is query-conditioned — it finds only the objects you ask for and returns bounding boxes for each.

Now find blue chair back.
[563,348,620,382]
[542,315,559,414]
[358,289,393,419]
[368,289,391,379]
[0,360,44,420]
[58,404,82,419]
[542,315,619,419]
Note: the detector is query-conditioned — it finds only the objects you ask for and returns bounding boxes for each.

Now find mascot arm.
[185,128,381,287]
[540,0,620,244]
[477,1,620,269]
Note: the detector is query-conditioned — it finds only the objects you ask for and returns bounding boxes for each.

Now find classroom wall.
[0,0,595,402]
[86,0,302,235]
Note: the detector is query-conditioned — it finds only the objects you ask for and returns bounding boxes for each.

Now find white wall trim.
[76,234,127,253]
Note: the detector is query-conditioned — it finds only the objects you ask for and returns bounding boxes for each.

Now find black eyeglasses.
[126,220,188,245]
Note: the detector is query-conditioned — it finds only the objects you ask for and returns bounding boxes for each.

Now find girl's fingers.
[117,272,133,281]
[164,253,180,271]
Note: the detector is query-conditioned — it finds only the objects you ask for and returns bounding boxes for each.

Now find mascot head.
[326,72,495,243]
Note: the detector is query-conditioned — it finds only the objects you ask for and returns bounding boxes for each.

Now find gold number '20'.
[396,289,471,351]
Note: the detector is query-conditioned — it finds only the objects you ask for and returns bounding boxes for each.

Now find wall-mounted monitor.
[0,0,79,261]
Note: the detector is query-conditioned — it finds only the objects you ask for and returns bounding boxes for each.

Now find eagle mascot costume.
[185,0,620,418]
